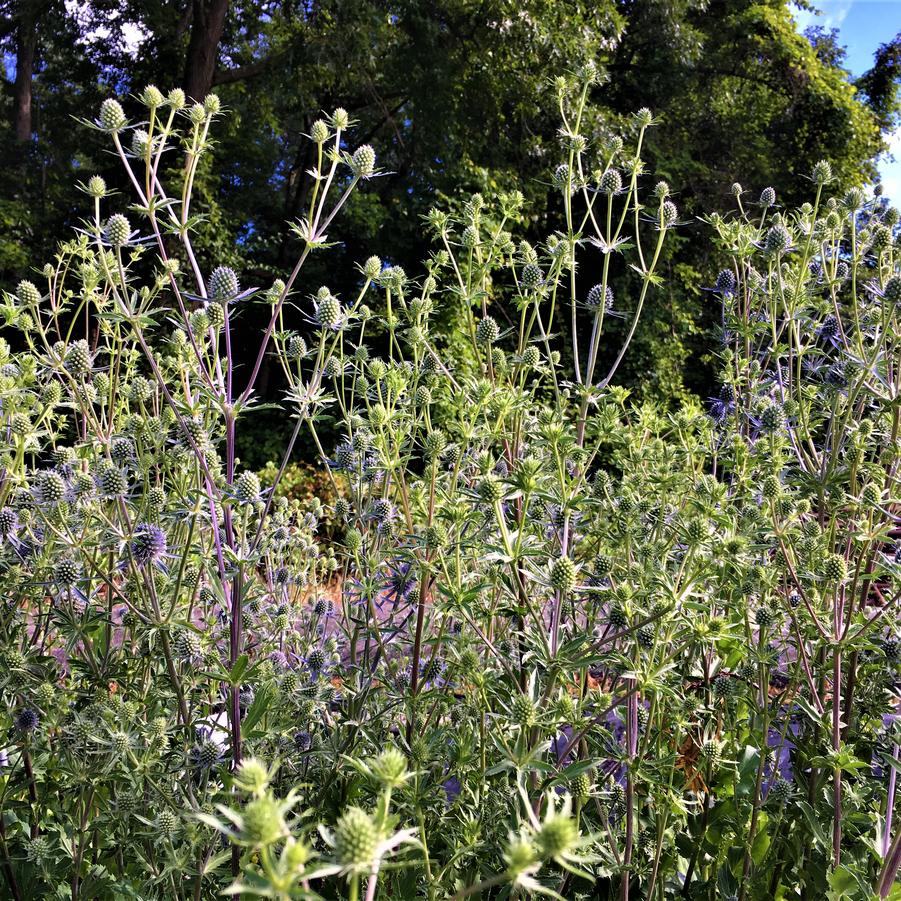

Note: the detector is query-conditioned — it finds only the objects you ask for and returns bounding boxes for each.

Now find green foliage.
[0,1,897,410]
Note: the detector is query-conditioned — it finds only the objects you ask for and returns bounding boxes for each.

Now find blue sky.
[792,0,901,202]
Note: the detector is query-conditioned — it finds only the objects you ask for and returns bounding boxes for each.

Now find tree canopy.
[1,0,898,439]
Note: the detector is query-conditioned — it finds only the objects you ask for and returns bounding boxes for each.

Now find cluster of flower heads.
[1,77,900,901]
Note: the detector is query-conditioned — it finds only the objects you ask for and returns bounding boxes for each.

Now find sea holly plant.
[0,63,898,901]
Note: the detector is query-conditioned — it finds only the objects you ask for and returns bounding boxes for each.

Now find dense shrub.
[0,71,899,900]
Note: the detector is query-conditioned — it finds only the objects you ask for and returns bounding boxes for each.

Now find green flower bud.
[351,144,376,178]
[140,85,164,108]
[333,807,379,874]
[812,160,833,185]
[105,214,131,247]
[16,280,40,306]
[99,98,127,132]
[86,175,107,198]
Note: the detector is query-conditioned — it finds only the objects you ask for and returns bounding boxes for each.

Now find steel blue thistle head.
[131,523,167,567]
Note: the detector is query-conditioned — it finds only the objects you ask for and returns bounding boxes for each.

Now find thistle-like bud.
[479,475,503,504]
[167,88,186,110]
[203,93,221,115]
[105,214,131,248]
[362,255,382,280]
[536,809,579,860]
[884,275,901,304]
[140,85,164,108]
[288,335,307,359]
[599,168,622,195]
[331,108,350,129]
[370,747,409,788]
[552,163,570,191]
[99,98,127,132]
[843,187,866,210]
[634,107,653,127]
[760,186,776,206]
[812,160,833,185]
[823,553,847,583]
[521,263,543,290]
[54,557,79,587]
[207,302,225,329]
[156,809,178,836]
[86,175,107,198]
[209,265,239,302]
[764,224,791,257]
[759,401,786,431]
[512,693,537,728]
[661,201,678,227]
[310,119,329,144]
[731,182,743,197]
[461,224,479,248]
[586,284,613,311]
[235,471,261,504]
[16,280,40,306]
[351,144,376,178]
[521,345,541,369]
[97,462,128,498]
[550,556,577,593]
[873,226,892,251]
[0,506,18,537]
[476,315,500,345]
[315,293,342,329]
[333,807,379,874]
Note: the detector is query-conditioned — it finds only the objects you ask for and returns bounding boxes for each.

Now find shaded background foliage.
[1,0,899,463]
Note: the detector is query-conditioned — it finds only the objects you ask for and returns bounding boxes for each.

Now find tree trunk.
[13,6,38,142]
[183,0,229,101]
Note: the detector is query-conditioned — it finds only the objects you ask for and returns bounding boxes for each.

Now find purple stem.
[885,744,899,858]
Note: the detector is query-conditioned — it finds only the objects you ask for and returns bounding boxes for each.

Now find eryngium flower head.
[715,270,736,295]
[812,160,833,185]
[16,280,40,306]
[15,708,39,732]
[521,263,543,290]
[760,187,776,206]
[98,98,127,132]
[65,339,93,378]
[0,507,18,538]
[37,470,66,506]
[883,275,901,305]
[131,523,167,566]
[97,463,128,498]
[332,807,380,875]
[192,738,224,769]
[209,265,239,302]
[599,168,622,195]
[764,224,791,257]
[54,557,79,587]
[351,144,376,178]
[586,284,614,311]
[315,292,343,329]
[105,214,131,247]
[550,556,577,593]
[661,201,678,227]
[310,119,329,144]
[140,84,164,108]
[476,316,500,345]
[234,471,261,504]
